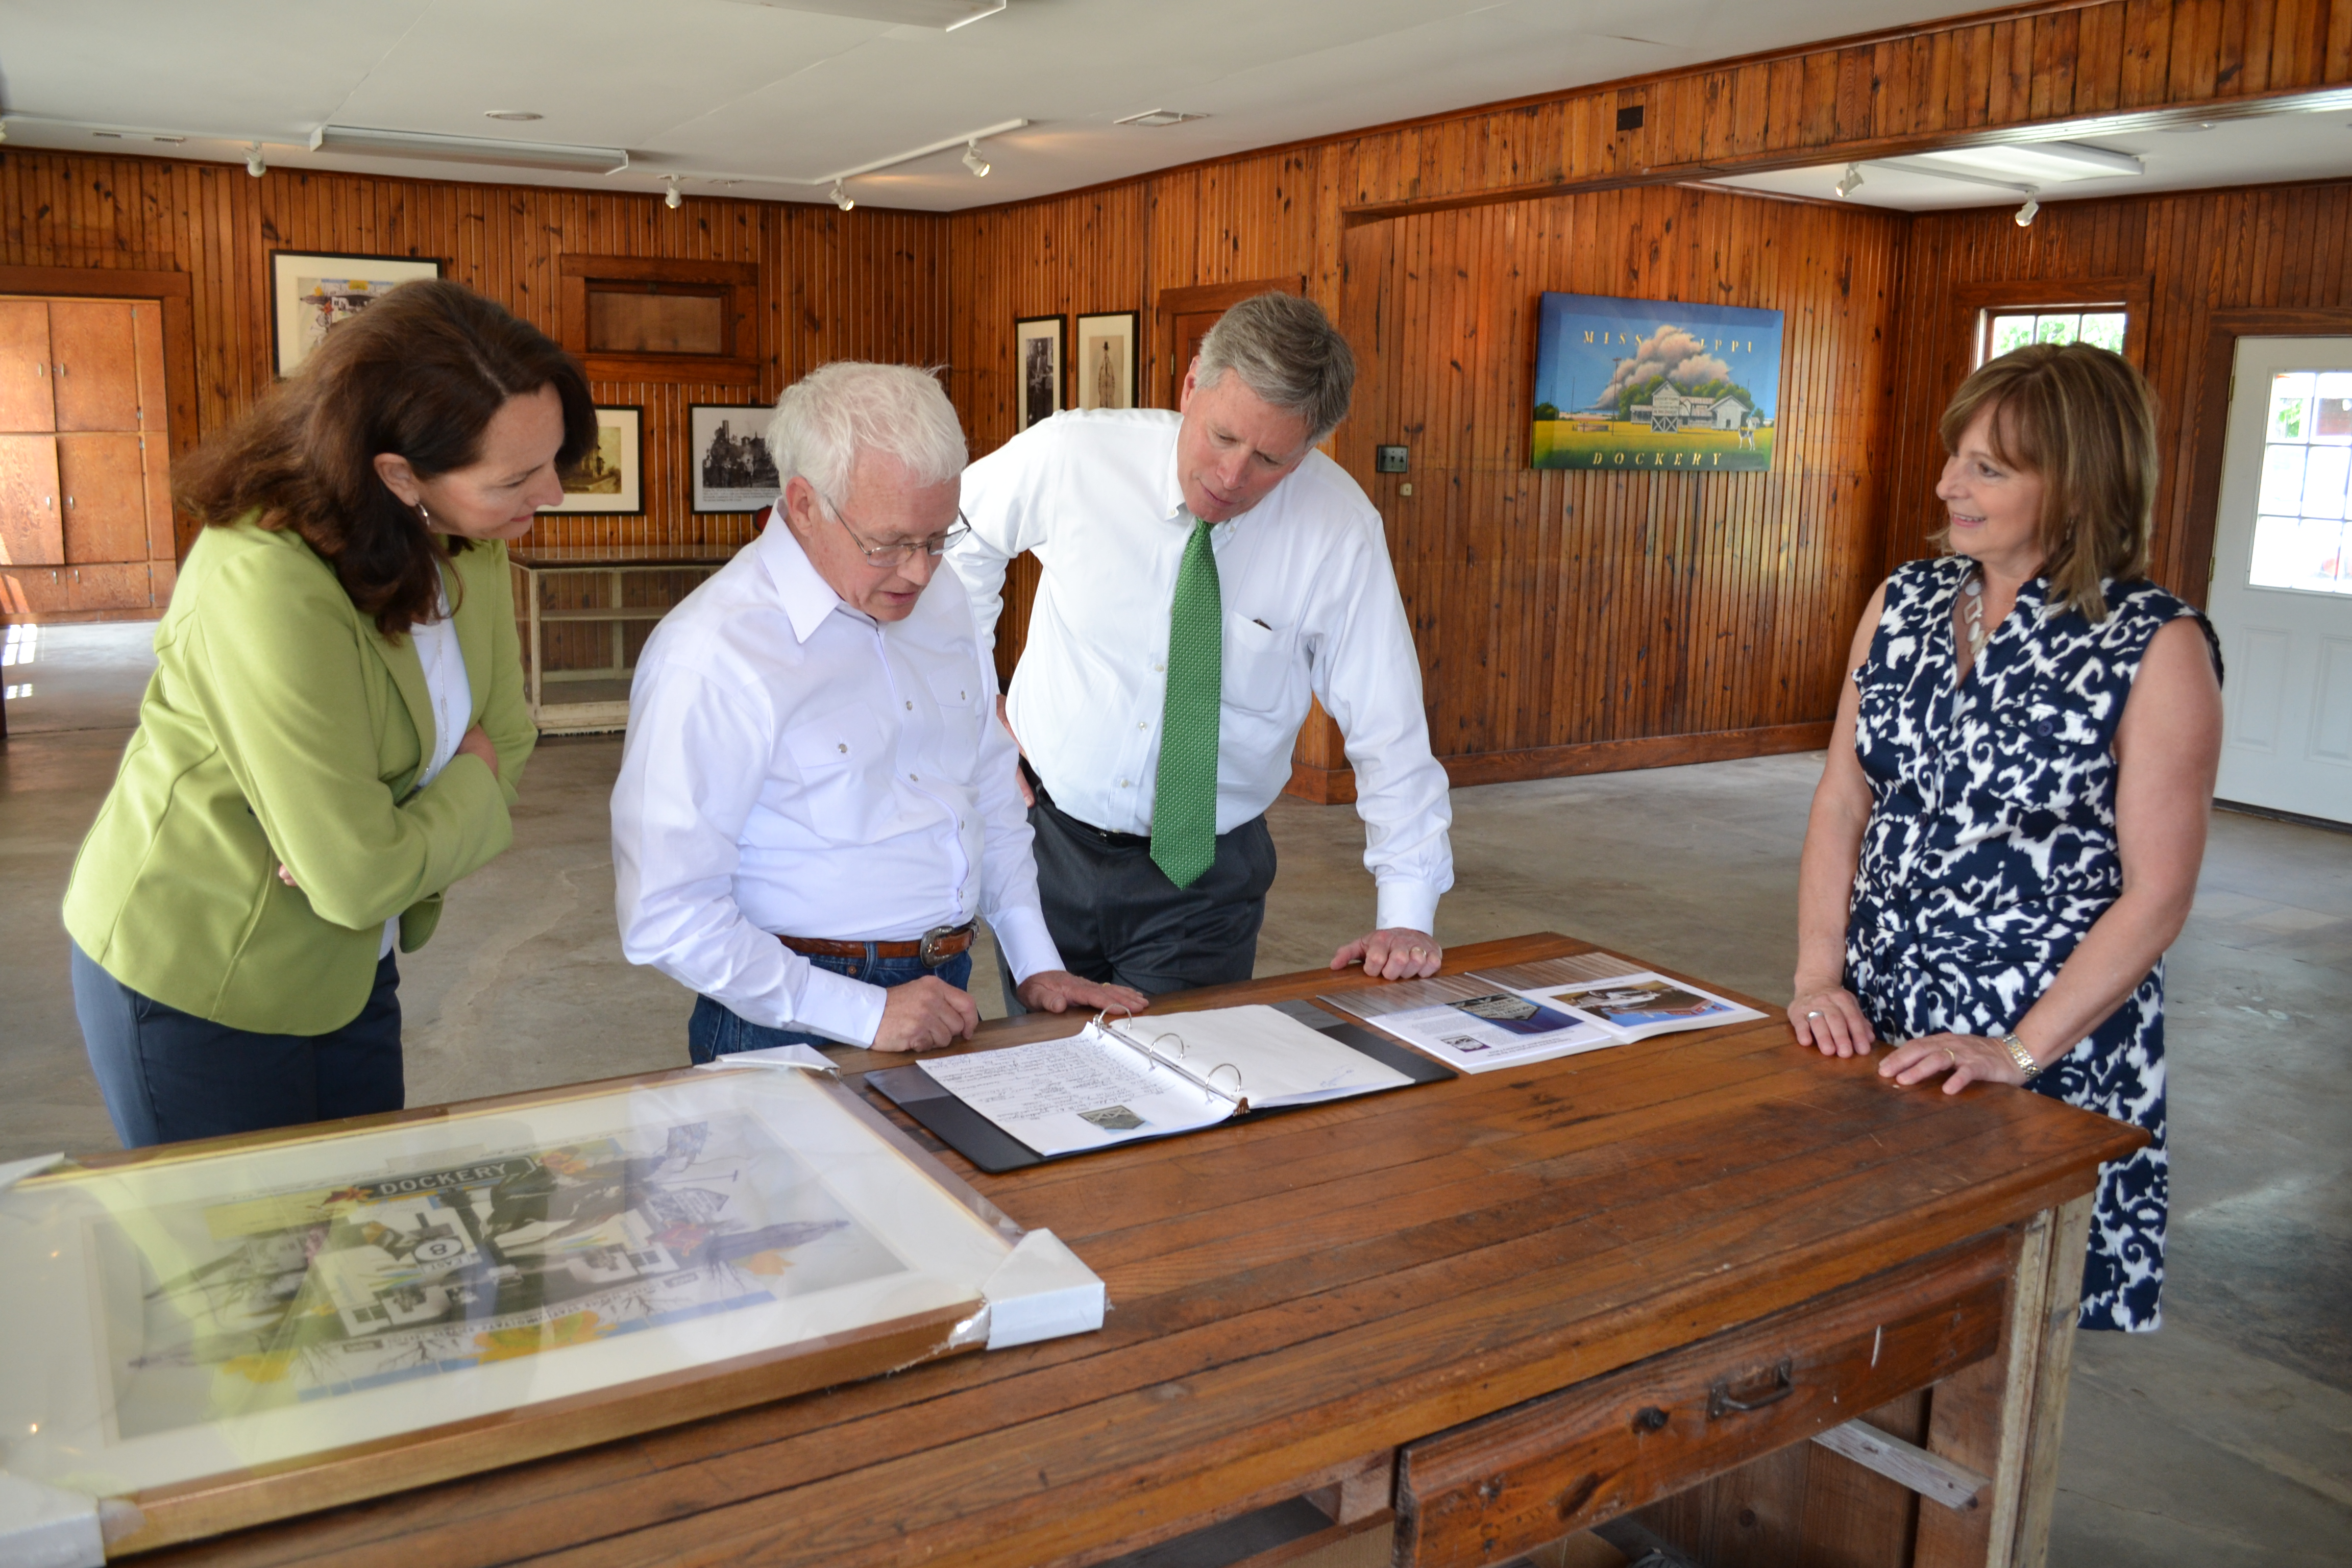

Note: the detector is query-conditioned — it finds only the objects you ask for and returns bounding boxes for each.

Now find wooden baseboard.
[1282,722,1834,805]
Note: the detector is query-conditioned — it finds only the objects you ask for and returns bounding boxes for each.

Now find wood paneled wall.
[0,150,944,562]
[1883,176,2352,598]
[9,0,2348,781]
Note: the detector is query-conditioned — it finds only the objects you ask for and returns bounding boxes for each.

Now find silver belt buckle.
[918,923,964,967]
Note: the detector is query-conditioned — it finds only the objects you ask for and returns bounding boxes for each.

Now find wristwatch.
[1998,1031,2042,1081]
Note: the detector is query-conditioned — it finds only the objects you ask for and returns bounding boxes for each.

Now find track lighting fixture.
[664,175,683,210]
[1833,163,1863,199]
[830,180,855,211]
[962,139,990,177]
[2015,192,2040,227]
[245,143,266,178]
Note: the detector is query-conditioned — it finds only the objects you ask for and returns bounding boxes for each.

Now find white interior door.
[2209,337,2352,823]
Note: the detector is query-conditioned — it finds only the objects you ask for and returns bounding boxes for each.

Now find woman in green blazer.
[64,280,594,1147]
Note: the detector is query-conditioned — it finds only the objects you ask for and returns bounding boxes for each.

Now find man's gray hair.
[765,361,966,509]
[1195,292,1356,444]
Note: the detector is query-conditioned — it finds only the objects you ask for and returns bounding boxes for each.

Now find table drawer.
[1393,1230,2013,1568]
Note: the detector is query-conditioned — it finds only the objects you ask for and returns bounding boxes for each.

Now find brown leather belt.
[777,921,975,967]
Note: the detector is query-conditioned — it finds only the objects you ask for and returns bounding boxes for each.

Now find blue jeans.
[687,948,973,1064]
[70,940,404,1149]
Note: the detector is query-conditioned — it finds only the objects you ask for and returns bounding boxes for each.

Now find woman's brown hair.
[177,278,595,636]
[1937,340,2159,622]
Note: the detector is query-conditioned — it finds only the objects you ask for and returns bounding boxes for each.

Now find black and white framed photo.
[1015,315,1064,431]
[268,251,445,378]
[690,403,780,513]
[1074,311,1139,411]
[541,405,643,514]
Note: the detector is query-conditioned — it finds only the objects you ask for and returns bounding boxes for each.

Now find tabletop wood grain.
[139,933,2144,1568]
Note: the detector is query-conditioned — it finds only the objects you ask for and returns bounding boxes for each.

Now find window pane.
[2270,372,2315,441]
[2260,443,2309,514]
[2078,313,2126,352]
[2305,446,2352,519]
[1990,314,2035,358]
[2035,314,2079,345]
[2314,372,2352,443]
[2250,515,2298,587]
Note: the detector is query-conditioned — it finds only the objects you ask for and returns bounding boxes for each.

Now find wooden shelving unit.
[509,542,743,735]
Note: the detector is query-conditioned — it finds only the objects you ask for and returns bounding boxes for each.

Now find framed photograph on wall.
[690,403,780,513]
[1015,315,1065,431]
[541,405,643,514]
[1530,292,1784,473]
[268,251,445,378]
[1075,311,1139,412]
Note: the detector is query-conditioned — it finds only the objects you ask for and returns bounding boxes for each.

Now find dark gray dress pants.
[1025,780,1277,998]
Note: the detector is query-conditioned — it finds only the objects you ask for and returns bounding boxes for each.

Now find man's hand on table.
[1017,970,1150,1017]
[1330,927,1443,981]
[870,976,983,1052]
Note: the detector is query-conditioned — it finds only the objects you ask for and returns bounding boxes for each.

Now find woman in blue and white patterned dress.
[1789,342,2223,1332]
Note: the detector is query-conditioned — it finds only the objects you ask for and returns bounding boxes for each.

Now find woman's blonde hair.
[1937,340,2158,621]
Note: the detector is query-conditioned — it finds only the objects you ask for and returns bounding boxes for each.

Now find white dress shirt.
[611,518,1063,1046]
[384,570,470,958]
[949,408,1454,934]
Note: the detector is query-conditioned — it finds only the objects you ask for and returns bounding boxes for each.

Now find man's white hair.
[765,361,965,510]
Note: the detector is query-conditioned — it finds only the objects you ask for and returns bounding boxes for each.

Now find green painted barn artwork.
[1531,293,1784,472]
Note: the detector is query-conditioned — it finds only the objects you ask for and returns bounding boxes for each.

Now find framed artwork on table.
[1075,311,1139,411]
[690,403,780,512]
[0,1061,1080,1554]
[268,251,446,378]
[1015,314,1064,431]
[542,405,644,514]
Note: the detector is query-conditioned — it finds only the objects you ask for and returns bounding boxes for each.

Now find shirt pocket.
[1222,610,1292,714]
[780,703,894,842]
[925,663,985,772]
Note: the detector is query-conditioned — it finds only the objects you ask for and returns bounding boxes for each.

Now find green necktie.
[1151,518,1221,888]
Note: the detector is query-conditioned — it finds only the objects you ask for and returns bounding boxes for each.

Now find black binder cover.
[862,1012,1453,1173]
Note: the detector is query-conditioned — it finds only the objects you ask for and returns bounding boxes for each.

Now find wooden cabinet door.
[0,302,54,433]
[0,435,65,566]
[1173,309,1219,404]
[49,300,142,433]
[59,433,150,564]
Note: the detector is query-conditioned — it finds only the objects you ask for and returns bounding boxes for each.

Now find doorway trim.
[1152,276,1304,408]
[2185,306,2352,612]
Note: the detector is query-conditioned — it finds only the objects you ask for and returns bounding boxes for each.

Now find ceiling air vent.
[1117,109,1209,128]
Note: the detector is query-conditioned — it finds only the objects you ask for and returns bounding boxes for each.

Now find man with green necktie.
[949,292,1454,997]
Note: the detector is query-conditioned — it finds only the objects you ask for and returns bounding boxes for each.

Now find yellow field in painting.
[1532,420,1774,470]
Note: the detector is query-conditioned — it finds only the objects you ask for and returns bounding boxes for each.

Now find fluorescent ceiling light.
[310,125,629,174]
[1901,140,2141,184]
[716,0,1005,27]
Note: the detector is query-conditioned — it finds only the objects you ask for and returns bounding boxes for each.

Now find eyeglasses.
[815,490,970,569]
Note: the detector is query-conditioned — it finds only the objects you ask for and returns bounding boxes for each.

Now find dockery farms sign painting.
[1531,293,1785,472]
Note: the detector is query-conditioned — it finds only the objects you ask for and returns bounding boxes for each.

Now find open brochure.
[1320,952,1765,1074]
[913,1004,1415,1159]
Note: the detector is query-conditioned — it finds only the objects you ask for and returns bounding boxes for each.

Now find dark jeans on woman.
[70,940,404,1149]
[688,948,974,1063]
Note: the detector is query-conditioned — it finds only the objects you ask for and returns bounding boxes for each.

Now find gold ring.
[1943,1046,1956,1064]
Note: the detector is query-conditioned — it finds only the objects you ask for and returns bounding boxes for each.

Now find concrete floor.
[1,622,2345,1564]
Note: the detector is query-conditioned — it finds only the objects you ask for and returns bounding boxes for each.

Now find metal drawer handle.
[1707,1358,1795,1417]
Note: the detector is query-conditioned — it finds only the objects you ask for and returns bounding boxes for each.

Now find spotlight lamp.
[2015,192,2040,227]
[1833,163,1864,198]
[962,139,990,177]
[664,175,683,210]
[246,143,266,178]
[830,179,855,211]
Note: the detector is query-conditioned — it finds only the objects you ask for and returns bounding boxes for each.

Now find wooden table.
[140,934,2141,1568]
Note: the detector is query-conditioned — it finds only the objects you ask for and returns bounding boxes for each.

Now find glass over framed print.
[1016,315,1065,432]
[691,403,781,512]
[268,252,446,378]
[0,1062,1062,1553]
[543,405,644,514]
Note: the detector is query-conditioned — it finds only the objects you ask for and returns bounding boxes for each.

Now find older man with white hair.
[612,361,1142,1060]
